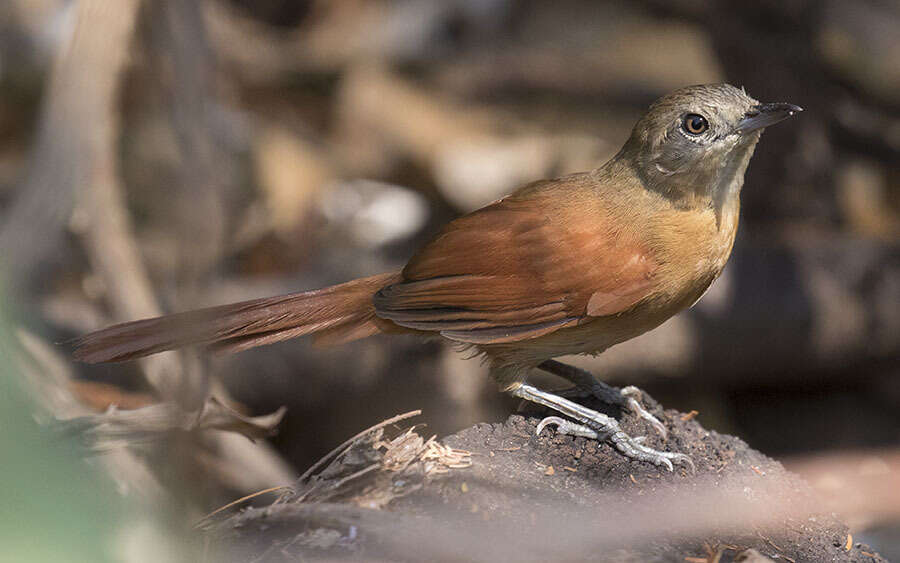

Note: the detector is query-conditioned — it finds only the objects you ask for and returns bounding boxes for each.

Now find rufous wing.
[374,180,660,344]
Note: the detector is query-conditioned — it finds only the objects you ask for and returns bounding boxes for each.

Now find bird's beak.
[736,102,803,133]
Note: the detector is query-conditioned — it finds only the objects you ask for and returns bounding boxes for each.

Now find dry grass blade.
[194,486,292,529]
[375,427,426,472]
[420,436,472,475]
[297,409,422,483]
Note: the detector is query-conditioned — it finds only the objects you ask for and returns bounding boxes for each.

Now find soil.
[211,392,887,562]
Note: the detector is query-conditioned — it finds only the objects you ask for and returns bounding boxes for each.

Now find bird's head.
[621,83,801,208]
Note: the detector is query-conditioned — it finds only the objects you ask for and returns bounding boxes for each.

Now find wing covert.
[374,179,659,344]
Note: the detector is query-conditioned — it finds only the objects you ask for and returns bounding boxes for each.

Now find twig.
[63,0,295,493]
[0,0,141,289]
[296,463,381,503]
[297,410,422,483]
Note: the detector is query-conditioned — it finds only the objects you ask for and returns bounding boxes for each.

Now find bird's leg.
[537,359,667,438]
[510,382,692,472]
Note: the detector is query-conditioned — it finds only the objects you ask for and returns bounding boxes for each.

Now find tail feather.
[72,272,402,363]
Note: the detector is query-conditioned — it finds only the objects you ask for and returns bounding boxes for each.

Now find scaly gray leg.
[510,382,693,472]
[537,360,668,438]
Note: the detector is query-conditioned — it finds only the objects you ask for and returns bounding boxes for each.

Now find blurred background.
[0,0,898,560]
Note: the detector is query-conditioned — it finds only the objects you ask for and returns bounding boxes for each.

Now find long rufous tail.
[72,272,403,363]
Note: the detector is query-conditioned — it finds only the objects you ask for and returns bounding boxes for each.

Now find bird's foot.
[536,415,693,472]
[538,360,667,438]
[512,382,693,472]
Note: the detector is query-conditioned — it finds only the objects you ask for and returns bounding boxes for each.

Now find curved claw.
[536,416,566,436]
[606,428,694,473]
[621,386,668,439]
[677,454,696,474]
[648,451,694,473]
[537,416,599,439]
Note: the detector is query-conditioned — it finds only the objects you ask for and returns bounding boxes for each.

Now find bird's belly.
[480,299,686,369]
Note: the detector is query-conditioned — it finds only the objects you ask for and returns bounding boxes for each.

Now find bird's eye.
[682,113,709,135]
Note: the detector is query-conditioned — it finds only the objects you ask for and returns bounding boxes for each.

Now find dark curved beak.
[737,102,803,133]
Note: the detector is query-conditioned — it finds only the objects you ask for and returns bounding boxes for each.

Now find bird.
[72,84,802,471]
